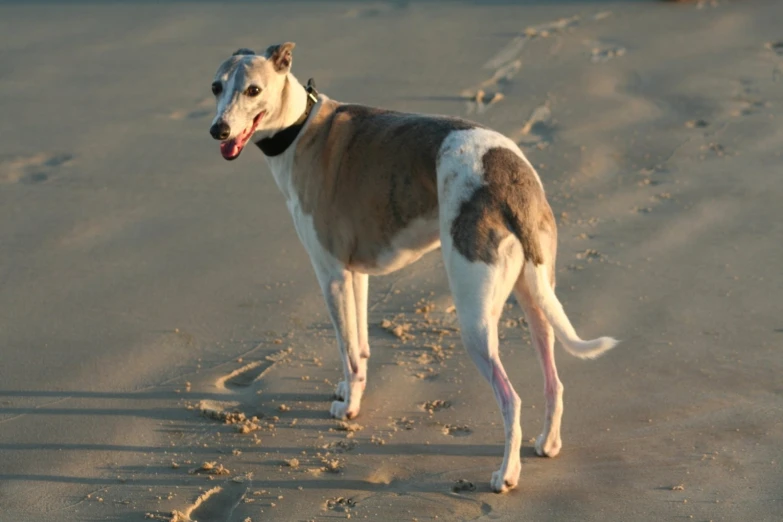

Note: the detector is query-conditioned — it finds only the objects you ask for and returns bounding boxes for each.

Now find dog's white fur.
[210,43,617,493]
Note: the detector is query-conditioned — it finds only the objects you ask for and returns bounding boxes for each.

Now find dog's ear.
[232,48,256,56]
[265,42,295,73]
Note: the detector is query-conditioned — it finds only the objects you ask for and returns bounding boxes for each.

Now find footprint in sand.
[164,483,247,522]
[462,15,587,115]
[728,80,769,117]
[587,41,627,63]
[513,103,554,149]
[462,60,520,115]
[483,15,581,70]
[460,14,620,116]
[215,348,292,390]
[0,152,73,185]
[195,348,294,433]
[730,98,768,117]
[221,360,274,388]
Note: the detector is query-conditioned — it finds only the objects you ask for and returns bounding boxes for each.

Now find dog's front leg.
[334,272,370,404]
[312,264,367,420]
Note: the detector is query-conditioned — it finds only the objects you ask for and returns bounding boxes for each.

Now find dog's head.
[208,43,295,160]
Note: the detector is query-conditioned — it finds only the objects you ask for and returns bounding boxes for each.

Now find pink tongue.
[220,139,242,159]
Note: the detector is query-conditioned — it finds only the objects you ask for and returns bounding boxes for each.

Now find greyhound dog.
[208,42,617,493]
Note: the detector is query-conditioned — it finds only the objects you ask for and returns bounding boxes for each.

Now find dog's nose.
[209,121,231,140]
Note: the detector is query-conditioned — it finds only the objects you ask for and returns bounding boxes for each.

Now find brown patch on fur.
[451,148,555,265]
[266,42,295,72]
[292,101,475,268]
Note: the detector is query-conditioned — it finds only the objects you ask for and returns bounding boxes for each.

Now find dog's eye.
[211,82,222,96]
[246,85,262,97]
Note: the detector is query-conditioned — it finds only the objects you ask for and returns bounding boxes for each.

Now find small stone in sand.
[285,458,300,468]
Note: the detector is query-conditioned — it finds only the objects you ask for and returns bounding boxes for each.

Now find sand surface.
[1,1,782,521]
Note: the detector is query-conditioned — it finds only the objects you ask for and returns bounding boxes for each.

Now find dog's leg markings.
[516,278,563,458]
[443,238,524,493]
[458,306,522,493]
[532,310,564,458]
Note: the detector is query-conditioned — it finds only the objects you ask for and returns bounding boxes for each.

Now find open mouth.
[219,111,265,160]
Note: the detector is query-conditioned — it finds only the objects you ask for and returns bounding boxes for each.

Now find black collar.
[255,78,319,157]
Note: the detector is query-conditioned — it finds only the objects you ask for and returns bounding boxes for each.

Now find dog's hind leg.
[513,238,563,457]
[443,235,524,493]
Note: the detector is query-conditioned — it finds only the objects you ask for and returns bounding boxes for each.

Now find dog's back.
[291,99,480,272]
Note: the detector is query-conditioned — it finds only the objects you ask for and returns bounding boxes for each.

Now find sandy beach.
[1,1,782,520]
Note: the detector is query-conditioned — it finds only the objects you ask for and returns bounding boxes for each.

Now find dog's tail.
[523,262,618,359]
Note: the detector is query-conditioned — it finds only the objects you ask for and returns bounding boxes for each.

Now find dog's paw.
[334,380,348,401]
[490,462,520,494]
[330,400,359,420]
[535,433,562,458]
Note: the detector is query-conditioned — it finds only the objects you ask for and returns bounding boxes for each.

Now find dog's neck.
[255,73,308,141]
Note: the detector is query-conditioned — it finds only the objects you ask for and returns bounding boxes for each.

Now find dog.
[208,42,617,493]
